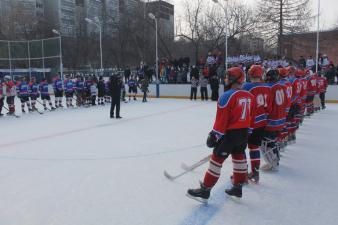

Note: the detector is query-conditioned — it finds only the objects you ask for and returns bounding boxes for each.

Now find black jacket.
[109,77,122,99]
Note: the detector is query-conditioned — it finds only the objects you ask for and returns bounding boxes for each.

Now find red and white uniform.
[212,89,255,137]
[317,76,328,93]
[307,75,318,96]
[265,82,288,132]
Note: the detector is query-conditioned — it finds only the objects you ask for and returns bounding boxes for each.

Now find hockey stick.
[2,105,20,118]
[164,155,211,181]
[36,100,52,112]
[181,155,211,171]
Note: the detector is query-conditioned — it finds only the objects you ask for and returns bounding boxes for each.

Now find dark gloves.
[206,132,218,148]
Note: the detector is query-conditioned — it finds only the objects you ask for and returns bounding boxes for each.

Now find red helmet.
[295,69,305,77]
[227,67,245,84]
[278,67,288,78]
[248,65,263,78]
[286,66,296,76]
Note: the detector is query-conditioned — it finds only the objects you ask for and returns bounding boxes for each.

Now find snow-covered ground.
[0,99,337,225]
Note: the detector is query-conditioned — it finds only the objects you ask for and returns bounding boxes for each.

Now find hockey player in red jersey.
[286,66,302,144]
[187,67,255,202]
[298,70,308,124]
[316,73,328,109]
[306,72,318,116]
[277,68,292,149]
[3,75,16,115]
[241,65,271,183]
[262,69,288,170]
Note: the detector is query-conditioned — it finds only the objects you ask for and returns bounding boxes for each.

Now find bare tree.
[257,0,312,56]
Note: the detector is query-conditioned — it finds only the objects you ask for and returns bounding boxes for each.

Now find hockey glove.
[206,132,218,148]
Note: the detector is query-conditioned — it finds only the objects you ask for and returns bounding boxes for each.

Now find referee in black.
[109,75,123,119]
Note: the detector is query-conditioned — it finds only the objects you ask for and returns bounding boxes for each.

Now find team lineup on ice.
[1,65,337,225]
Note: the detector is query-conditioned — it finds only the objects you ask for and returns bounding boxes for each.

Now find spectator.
[139,77,149,102]
[199,76,208,101]
[306,56,315,69]
[299,56,306,68]
[124,67,131,82]
[190,65,199,80]
[325,64,336,85]
[190,76,198,100]
[210,76,219,101]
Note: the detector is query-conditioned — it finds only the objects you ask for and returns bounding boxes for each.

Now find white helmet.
[4,75,11,80]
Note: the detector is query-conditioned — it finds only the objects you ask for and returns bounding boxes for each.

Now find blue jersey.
[17,82,29,97]
[29,82,40,97]
[75,80,84,91]
[53,79,63,92]
[39,81,50,96]
[128,79,137,87]
[64,79,75,93]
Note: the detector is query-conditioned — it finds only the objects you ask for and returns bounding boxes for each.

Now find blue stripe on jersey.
[242,82,269,92]
[218,89,237,108]
[255,114,267,123]
[267,118,286,127]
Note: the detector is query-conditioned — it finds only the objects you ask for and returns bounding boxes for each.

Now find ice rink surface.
[0,99,338,225]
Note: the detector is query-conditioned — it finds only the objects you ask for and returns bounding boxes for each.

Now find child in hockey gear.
[262,69,288,170]
[190,76,198,100]
[90,78,98,106]
[17,76,32,113]
[187,67,255,202]
[75,76,85,106]
[39,78,56,110]
[317,73,328,109]
[139,77,149,102]
[242,65,272,183]
[97,77,105,105]
[64,77,75,107]
[29,77,40,111]
[53,74,64,108]
[128,76,138,101]
[4,75,16,115]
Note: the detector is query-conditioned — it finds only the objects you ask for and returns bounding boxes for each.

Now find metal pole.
[59,35,63,82]
[42,39,46,79]
[155,18,159,98]
[225,0,228,71]
[315,0,320,74]
[99,25,103,75]
[27,40,31,79]
[8,41,12,78]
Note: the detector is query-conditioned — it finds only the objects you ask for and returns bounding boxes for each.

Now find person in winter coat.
[210,76,219,101]
[199,76,208,101]
[109,75,123,119]
[97,77,106,105]
[139,77,149,102]
[190,76,198,100]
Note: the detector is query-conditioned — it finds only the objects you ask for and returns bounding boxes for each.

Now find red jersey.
[0,82,3,96]
[317,76,328,93]
[212,89,255,138]
[288,77,302,105]
[278,79,292,113]
[5,80,16,96]
[265,83,288,132]
[242,82,272,129]
[307,75,318,96]
[299,77,308,101]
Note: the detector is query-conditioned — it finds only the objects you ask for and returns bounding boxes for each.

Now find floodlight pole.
[149,13,159,98]
[85,18,103,75]
[315,0,320,74]
[52,29,63,82]
[212,0,228,71]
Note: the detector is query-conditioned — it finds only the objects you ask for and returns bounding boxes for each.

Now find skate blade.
[186,193,208,204]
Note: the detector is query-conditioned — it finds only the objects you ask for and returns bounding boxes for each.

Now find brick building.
[283,29,338,65]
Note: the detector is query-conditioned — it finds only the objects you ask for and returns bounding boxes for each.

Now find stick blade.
[163,170,175,181]
[181,163,190,171]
